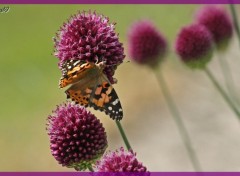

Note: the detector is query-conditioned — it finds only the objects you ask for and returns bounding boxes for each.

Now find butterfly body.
[59,60,123,120]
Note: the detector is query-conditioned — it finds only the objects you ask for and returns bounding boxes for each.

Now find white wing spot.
[73,61,80,66]
[112,99,119,106]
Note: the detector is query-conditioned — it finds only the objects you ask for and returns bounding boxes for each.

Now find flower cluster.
[96,147,147,172]
[128,20,167,67]
[47,102,107,171]
[175,24,213,69]
[54,11,125,84]
[196,6,233,51]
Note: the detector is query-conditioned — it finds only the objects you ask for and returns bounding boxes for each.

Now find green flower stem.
[229,4,240,47]
[218,53,240,107]
[115,120,132,150]
[204,67,240,120]
[88,165,94,172]
[155,68,202,172]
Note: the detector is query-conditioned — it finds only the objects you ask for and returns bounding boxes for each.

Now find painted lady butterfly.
[59,60,123,120]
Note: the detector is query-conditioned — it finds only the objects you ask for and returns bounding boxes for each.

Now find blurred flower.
[54,10,125,84]
[95,147,147,172]
[47,102,107,171]
[175,24,213,69]
[196,6,233,51]
[128,20,167,67]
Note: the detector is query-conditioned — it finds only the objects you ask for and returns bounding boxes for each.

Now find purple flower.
[196,6,233,50]
[128,20,167,67]
[54,11,125,84]
[47,102,107,171]
[95,147,147,172]
[175,24,213,69]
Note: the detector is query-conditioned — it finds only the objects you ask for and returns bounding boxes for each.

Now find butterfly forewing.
[59,60,88,88]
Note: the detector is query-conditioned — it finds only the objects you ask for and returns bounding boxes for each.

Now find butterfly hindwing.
[89,76,123,120]
[65,76,96,107]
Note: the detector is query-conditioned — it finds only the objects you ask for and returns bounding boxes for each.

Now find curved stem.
[229,4,240,47]
[88,165,94,172]
[154,68,202,171]
[115,120,132,150]
[204,67,240,120]
[218,53,240,107]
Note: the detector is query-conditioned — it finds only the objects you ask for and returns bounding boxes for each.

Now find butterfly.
[59,59,123,120]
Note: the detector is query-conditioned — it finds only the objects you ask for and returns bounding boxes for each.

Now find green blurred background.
[1,5,240,171]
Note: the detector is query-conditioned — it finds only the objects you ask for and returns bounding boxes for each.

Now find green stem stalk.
[229,4,240,47]
[115,120,132,150]
[155,68,202,171]
[218,53,240,107]
[204,67,240,120]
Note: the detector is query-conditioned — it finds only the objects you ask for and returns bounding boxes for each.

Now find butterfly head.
[96,61,107,70]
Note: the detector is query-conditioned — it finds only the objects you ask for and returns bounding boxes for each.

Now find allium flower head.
[47,102,107,171]
[54,11,125,84]
[175,24,213,69]
[128,20,167,67]
[196,6,233,51]
[95,147,147,172]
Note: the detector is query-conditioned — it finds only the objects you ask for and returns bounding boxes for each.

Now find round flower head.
[47,102,107,171]
[54,11,125,84]
[128,20,167,68]
[95,147,147,172]
[196,6,233,51]
[175,24,214,69]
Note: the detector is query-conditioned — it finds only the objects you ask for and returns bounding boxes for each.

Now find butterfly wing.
[59,60,87,88]
[65,74,123,120]
[88,75,123,120]
[61,60,123,120]
[65,76,96,107]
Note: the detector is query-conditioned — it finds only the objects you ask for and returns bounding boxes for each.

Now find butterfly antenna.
[95,57,99,64]
[105,61,130,67]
